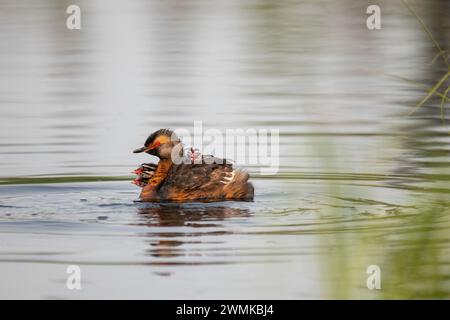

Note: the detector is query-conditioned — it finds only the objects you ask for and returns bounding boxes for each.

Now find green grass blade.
[401,0,449,69]
[408,70,450,115]
[440,85,450,126]
[431,50,449,65]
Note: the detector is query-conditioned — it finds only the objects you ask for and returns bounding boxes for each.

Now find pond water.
[0,0,449,299]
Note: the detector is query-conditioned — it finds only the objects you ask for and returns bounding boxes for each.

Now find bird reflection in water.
[135,204,250,259]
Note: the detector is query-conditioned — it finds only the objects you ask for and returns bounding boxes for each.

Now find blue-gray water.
[0,0,449,299]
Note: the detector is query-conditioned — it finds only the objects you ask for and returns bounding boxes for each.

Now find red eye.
[148,141,161,150]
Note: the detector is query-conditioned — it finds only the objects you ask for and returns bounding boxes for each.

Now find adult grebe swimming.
[132,129,254,202]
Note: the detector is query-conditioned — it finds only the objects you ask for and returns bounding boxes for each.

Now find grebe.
[132,129,254,202]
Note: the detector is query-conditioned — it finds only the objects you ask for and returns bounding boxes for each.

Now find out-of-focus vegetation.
[323,1,450,299]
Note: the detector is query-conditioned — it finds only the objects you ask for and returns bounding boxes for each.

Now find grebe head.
[133,128,182,160]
